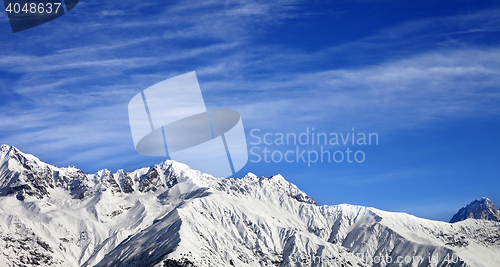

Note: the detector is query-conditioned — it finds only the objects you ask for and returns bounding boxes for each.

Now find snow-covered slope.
[0,144,499,267]
[450,197,500,223]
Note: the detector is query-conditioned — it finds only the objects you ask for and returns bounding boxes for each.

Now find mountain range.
[0,144,499,267]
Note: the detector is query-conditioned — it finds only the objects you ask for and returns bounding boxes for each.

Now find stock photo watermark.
[3,0,79,33]
[287,252,468,266]
[127,71,381,175]
[249,127,378,166]
[128,71,249,178]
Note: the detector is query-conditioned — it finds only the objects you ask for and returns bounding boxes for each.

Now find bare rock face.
[450,197,500,223]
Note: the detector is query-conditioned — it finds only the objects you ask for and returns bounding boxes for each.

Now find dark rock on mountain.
[450,197,500,223]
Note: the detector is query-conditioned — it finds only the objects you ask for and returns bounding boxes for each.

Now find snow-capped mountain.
[450,197,500,223]
[0,144,499,267]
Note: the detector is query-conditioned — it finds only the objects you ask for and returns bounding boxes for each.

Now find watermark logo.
[3,0,79,33]
[128,71,248,178]
[249,128,378,166]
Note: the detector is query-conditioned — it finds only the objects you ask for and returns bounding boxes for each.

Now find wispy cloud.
[0,0,499,174]
[374,9,500,40]
[0,0,299,170]
[196,48,500,134]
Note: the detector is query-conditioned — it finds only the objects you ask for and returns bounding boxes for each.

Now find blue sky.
[0,0,499,221]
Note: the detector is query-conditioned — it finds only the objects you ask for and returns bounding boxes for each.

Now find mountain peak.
[1,144,18,156]
[450,197,500,223]
[0,144,44,166]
